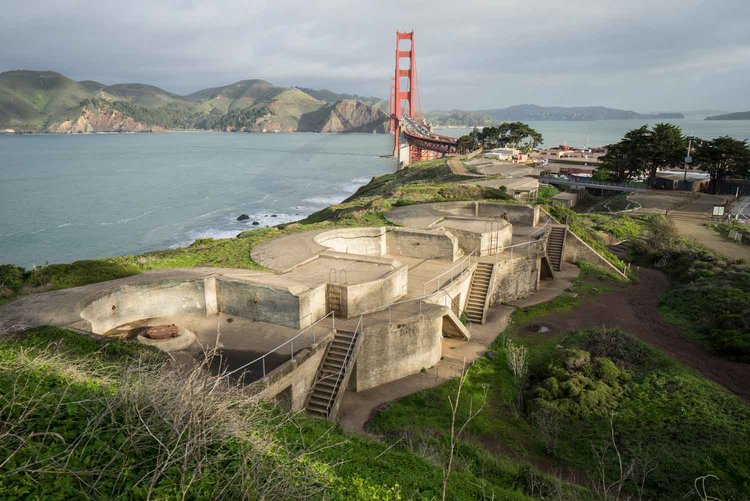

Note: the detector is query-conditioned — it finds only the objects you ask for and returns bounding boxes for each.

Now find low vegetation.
[372,319,750,500]
[709,220,750,245]
[0,327,565,500]
[632,217,750,362]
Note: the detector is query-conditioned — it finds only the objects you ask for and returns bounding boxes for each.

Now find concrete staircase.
[546,225,567,272]
[465,262,494,324]
[306,327,360,419]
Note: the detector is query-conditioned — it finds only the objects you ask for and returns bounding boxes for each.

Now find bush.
[0,265,25,297]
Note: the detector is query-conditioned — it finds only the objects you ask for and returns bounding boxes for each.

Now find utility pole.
[683,139,693,191]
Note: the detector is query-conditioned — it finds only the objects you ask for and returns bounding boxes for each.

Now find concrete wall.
[491,255,541,303]
[352,308,443,391]
[562,231,629,280]
[344,266,408,318]
[249,333,332,411]
[314,227,386,256]
[443,225,513,256]
[80,280,207,334]
[386,228,460,261]
[217,279,304,329]
[477,202,540,226]
[425,265,474,315]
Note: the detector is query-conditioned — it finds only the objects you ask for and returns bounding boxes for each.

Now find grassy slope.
[371,269,750,499]
[0,327,542,500]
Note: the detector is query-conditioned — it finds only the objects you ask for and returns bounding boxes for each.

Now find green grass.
[708,221,750,245]
[0,327,545,500]
[371,320,750,500]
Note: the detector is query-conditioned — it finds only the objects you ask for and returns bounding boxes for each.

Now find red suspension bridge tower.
[389,31,457,166]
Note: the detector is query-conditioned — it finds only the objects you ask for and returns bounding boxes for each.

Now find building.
[653,174,710,192]
[550,192,578,208]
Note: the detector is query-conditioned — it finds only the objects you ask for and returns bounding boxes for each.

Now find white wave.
[302,195,345,207]
[57,223,72,228]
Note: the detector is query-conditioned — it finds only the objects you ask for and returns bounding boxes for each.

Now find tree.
[645,122,685,185]
[599,126,651,182]
[456,134,477,154]
[599,123,686,183]
[694,136,750,193]
[457,122,543,152]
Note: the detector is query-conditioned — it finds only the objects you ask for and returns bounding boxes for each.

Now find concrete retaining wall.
[344,266,408,318]
[491,255,541,303]
[314,227,386,256]
[386,228,460,261]
[477,203,539,226]
[352,309,443,391]
[425,265,474,315]
[249,333,333,411]
[80,279,207,334]
[562,231,628,280]
[217,279,303,329]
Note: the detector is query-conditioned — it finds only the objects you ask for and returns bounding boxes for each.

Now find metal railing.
[321,314,363,416]
[540,175,646,192]
[422,251,476,297]
[222,310,335,380]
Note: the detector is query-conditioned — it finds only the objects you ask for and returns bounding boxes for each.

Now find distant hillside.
[705,111,750,121]
[0,70,388,133]
[426,105,684,125]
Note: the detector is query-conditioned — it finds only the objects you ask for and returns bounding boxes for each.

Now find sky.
[1,0,749,112]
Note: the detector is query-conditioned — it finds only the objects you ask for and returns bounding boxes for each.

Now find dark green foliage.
[0,265,25,300]
[531,345,628,419]
[458,122,543,152]
[694,136,750,193]
[599,123,686,183]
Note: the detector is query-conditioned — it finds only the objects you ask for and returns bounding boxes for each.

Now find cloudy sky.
[1,0,748,112]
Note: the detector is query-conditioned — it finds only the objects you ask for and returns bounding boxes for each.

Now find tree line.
[598,123,750,193]
[457,122,543,153]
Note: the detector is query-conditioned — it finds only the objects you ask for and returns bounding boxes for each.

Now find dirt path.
[533,267,750,404]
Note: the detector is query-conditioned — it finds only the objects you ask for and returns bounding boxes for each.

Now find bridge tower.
[389,31,456,166]
[391,31,420,163]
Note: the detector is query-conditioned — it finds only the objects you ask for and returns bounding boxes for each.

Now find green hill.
[0,70,388,133]
[705,111,750,120]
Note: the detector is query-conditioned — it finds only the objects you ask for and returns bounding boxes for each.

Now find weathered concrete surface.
[386,227,460,261]
[350,303,445,392]
[388,201,540,229]
[491,254,542,303]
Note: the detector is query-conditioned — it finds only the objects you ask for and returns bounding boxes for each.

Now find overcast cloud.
[1,0,748,111]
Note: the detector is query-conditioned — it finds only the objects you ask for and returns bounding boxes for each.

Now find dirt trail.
[534,267,750,403]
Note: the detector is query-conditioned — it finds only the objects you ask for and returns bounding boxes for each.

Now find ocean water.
[0,132,395,268]
[435,118,750,148]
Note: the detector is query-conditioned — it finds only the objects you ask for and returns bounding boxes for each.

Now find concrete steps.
[305,329,358,419]
[668,210,711,220]
[546,226,567,272]
[465,262,494,324]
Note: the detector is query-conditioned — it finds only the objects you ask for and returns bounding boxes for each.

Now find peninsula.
[0,70,389,133]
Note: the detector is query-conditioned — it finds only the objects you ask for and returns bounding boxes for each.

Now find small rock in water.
[271,214,278,218]
[252,221,260,226]
[237,214,250,221]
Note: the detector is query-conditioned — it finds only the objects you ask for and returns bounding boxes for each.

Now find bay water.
[0,132,395,268]
[2,119,749,268]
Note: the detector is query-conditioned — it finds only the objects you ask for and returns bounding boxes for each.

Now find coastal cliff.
[298,99,389,133]
[46,105,165,133]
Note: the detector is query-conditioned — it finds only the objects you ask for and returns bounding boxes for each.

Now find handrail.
[528,218,552,239]
[222,310,335,380]
[422,251,476,297]
[322,314,363,416]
